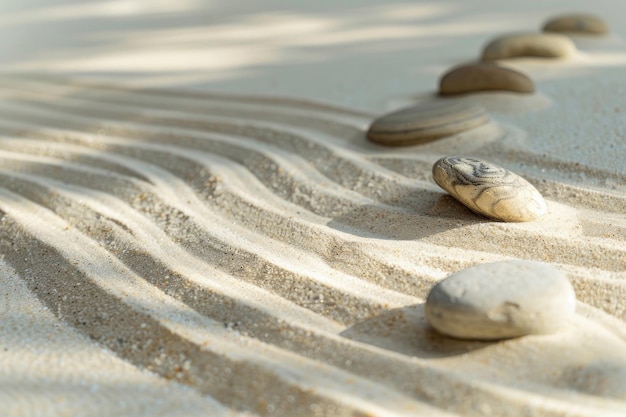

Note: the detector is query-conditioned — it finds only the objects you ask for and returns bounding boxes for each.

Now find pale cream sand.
[0,1,625,416]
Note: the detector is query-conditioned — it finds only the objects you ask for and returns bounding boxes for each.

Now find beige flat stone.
[367,101,489,146]
[543,14,609,35]
[481,33,576,61]
[432,156,548,222]
[425,260,576,340]
[439,64,535,95]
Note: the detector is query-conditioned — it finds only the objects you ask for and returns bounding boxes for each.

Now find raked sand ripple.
[0,75,626,416]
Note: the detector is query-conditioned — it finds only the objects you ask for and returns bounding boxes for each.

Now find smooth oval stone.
[425,260,576,340]
[439,64,535,95]
[543,14,609,35]
[432,156,547,222]
[481,33,576,61]
[367,101,489,146]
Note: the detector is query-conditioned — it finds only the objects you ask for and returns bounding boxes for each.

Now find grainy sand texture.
[0,1,625,416]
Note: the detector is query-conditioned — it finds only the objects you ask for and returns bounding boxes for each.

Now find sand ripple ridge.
[0,75,625,416]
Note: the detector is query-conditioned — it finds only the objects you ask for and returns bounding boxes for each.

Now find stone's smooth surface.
[543,14,609,35]
[367,101,490,146]
[425,260,577,340]
[432,156,548,222]
[481,33,576,61]
[439,64,535,95]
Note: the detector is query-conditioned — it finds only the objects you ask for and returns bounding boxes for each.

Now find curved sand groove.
[0,76,372,141]
[0,131,620,316]
[1,109,620,310]
[0,77,625,416]
[0,98,440,215]
[0,99,623,274]
[0,261,240,417]
[0,93,624,303]
[0,190,453,417]
[5,170,608,412]
[2,135,623,322]
[5,78,624,220]
[0,151,413,324]
[7,167,620,416]
[1,116,623,293]
[5,73,377,119]
[0,136,448,297]
[8,74,624,193]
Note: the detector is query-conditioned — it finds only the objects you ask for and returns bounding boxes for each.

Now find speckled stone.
[425,260,576,340]
[439,64,535,95]
[367,101,489,146]
[481,33,576,61]
[543,14,609,35]
[432,156,547,222]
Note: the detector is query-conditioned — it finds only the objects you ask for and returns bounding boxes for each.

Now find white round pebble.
[425,260,576,340]
[432,156,548,222]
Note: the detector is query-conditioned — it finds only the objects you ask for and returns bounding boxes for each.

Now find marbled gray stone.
[432,156,548,222]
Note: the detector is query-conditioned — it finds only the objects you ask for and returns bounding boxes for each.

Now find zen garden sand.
[0,2,625,416]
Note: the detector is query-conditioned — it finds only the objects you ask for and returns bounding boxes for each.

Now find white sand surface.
[0,1,625,416]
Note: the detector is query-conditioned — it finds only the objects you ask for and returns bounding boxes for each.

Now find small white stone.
[425,260,576,340]
[432,156,548,222]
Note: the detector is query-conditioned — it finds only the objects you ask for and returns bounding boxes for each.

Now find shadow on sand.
[341,303,494,359]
